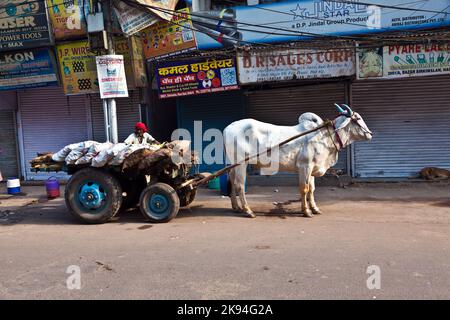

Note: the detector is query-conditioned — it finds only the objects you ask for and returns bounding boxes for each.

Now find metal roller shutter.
[246,82,348,172]
[89,90,142,142]
[178,91,245,172]
[18,87,88,180]
[0,111,19,179]
[352,75,450,178]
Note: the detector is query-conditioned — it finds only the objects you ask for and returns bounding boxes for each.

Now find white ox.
[223,104,372,218]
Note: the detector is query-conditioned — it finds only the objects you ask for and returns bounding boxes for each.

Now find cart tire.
[65,168,122,224]
[178,188,197,207]
[139,183,179,223]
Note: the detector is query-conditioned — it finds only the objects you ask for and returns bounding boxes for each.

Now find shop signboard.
[357,43,450,79]
[0,48,58,90]
[134,0,179,21]
[193,0,450,50]
[237,48,355,84]
[113,0,159,36]
[96,54,128,99]
[46,0,91,40]
[141,7,197,61]
[0,0,52,51]
[156,58,239,99]
[56,41,98,95]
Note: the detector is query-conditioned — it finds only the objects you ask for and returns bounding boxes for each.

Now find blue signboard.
[0,0,52,51]
[0,48,58,91]
[193,0,450,50]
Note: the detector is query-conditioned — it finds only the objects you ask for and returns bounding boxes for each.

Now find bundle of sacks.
[51,141,163,167]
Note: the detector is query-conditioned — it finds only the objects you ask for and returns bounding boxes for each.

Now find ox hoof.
[232,206,242,213]
[244,210,256,218]
[302,209,314,218]
[312,208,322,215]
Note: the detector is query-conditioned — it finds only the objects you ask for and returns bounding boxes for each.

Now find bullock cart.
[30,122,330,224]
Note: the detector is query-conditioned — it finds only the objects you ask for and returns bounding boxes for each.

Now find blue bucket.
[7,178,21,195]
[220,173,247,196]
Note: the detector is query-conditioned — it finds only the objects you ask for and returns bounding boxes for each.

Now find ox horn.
[334,103,346,114]
[341,104,354,116]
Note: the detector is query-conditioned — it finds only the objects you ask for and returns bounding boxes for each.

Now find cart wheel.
[139,183,180,223]
[65,168,122,224]
[178,188,197,207]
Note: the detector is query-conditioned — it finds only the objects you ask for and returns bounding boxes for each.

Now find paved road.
[0,182,449,299]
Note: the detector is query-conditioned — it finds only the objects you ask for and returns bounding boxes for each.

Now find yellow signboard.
[57,38,146,95]
[141,8,197,60]
[56,41,98,95]
[47,0,90,40]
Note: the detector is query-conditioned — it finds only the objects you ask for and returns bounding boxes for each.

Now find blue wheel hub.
[149,194,169,215]
[78,182,106,210]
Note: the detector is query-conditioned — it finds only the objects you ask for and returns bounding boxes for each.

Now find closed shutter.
[352,75,450,178]
[18,87,88,180]
[178,91,245,172]
[246,82,348,172]
[0,111,19,179]
[89,90,142,142]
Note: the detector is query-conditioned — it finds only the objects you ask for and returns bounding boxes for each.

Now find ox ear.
[335,116,351,131]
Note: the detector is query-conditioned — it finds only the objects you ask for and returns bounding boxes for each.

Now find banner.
[113,0,159,36]
[0,0,51,51]
[141,7,197,61]
[56,41,98,95]
[193,0,450,50]
[156,58,239,99]
[0,48,58,90]
[96,55,128,99]
[238,48,355,84]
[357,43,450,79]
[46,0,91,40]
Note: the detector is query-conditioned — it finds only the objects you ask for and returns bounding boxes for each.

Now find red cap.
[135,122,148,133]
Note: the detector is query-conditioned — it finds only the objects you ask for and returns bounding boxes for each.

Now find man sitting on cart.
[125,122,159,146]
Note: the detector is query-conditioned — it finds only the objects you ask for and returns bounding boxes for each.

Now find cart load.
[30,140,202,224]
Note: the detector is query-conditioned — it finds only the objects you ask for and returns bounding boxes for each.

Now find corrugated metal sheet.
[246,82,348,172]
[178,91,245,172]
[18,87,88,180]
[352,75,450,178]
[89,91,142,142]
[0,111,19,179]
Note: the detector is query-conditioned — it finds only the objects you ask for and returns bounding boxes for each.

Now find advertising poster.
[141,7,197,61]
[46,0,91,40]
[156,58,239,99]
[113,0,159,36]
[56,41,98,95]
[192,0,450,50]
[0,0,52,51]
[238,48,355,84]
[96,55,128,99]
[0,48,58,90]
[357,43,450,79]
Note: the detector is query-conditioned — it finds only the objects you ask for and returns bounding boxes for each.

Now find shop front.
[0,92,19,180]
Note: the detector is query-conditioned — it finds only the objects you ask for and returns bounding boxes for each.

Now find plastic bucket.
[220,173,230,196]
[45,177,60,199]
[7,178,21,195]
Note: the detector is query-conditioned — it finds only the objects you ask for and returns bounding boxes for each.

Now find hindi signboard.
[156,58,239,99]
[0,48,58,90]
[0,0,52,51]
[237,48,355,84]
[96,55,128,99]
[357,43,450,79]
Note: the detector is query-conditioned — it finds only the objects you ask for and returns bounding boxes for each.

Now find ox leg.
[235,164,255,218]
[299,168,313,218]
[229,168,242,213]
[308,176,322,214]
